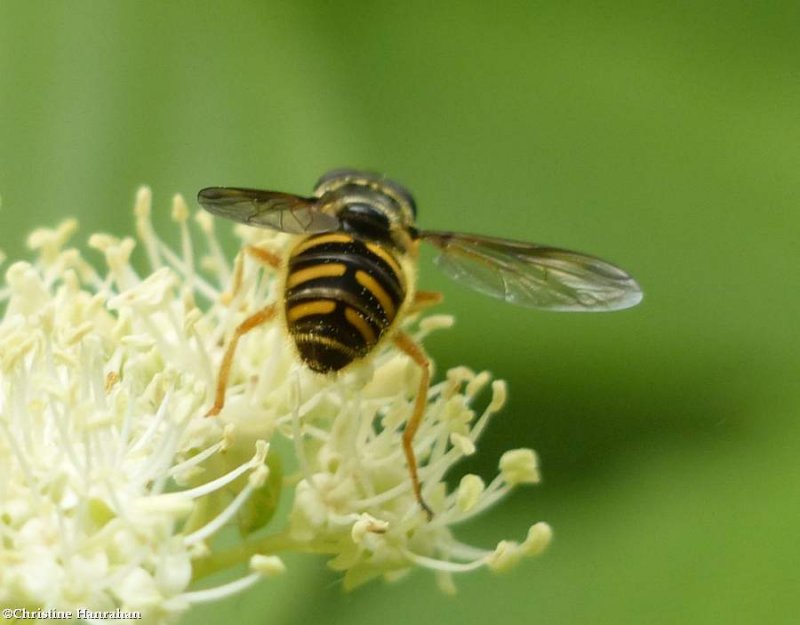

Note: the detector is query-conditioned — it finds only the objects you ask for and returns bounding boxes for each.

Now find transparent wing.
[197,187,340,234]
[421,230,642,311]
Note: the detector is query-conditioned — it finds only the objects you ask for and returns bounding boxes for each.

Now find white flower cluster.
[0,189,551,624]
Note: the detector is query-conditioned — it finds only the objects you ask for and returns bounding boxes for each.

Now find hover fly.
[198,169,642,518]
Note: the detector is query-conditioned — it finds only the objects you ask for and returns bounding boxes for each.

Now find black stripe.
[299,304,368,348]
[284,234,407,373]
[293,330,358,373]
[287,272,393,326]
[290,239,404,297]
[286,238,404,325]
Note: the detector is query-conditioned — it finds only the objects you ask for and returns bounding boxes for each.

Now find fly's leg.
[208,245,282,417]
[393,331,434,520]
[207,304,277,417]
[244,245,281,268]
[409,290,443,313]
[222,245,281,304]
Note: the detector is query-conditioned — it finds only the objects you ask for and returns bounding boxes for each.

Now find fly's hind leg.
[393,331,434,520]
[209,244,282,416]
[207,303,277,417]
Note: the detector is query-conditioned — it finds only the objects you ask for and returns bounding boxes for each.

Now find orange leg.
[223,245,281,304]
[207,303,277,417]
[210,244,282,415]
[394,331,434,520]
[409,290,443,313]
[244,244,281,269]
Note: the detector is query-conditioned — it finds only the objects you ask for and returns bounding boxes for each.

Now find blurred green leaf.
[1,1,799,623]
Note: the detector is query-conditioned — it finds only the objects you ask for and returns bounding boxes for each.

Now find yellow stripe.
[345,307,377,345]
[355,270,396,319]
[286,263,347,289]
[294,333,359,359]
[365,242,404,282]
[287,299,337,322]
[292,233,353,256]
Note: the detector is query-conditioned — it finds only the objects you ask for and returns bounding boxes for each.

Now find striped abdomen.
[284,232,407,373]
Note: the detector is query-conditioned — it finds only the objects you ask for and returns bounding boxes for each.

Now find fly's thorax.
[282,232,415,374]
[314,169,418,242]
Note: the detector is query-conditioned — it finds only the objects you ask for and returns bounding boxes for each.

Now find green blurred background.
[2,1,799,623]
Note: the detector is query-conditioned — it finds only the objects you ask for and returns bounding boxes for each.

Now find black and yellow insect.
[198,169,642,518]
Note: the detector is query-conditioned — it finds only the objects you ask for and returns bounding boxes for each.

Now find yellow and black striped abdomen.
[284,232,407,373]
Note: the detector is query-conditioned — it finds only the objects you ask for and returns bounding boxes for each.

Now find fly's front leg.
[393,331,434,520]
[207,303,277,417]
